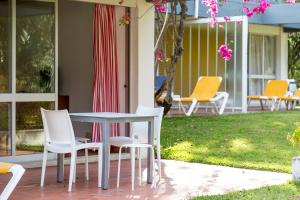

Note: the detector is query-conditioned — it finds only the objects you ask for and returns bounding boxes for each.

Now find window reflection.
[16,0,55,93]
[0,0,11,93]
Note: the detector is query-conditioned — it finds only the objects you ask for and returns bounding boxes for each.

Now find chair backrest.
[41,108,76,145]
[131,106,164,144]
[263,80,289,97]
[190,76,222,100]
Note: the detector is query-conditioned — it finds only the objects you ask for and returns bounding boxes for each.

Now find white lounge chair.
[0,162,25,200]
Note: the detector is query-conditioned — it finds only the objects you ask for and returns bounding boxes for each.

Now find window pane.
[0,0,11,93]
[16,101,54,155]
[0,103,11,157]
[226,22,243,107]
[249,79,263,96]
[249,34,263,75]
[264,36,276,76]
[16,1,55,93]
[235,22,243,107]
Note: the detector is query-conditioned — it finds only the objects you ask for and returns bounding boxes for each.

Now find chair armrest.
[75,137,90,143]
[212,92,229,101]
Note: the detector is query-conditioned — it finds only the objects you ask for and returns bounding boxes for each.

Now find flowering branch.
[118,0,296,114]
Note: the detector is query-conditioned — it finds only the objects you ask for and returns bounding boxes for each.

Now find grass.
[193,181,300,200]
[16,144,43,152]
[160,111,300,173]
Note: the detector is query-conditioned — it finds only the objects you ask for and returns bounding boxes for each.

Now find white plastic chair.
[40,108,103,192]
[109,106,164,191]
[0,163,25,200]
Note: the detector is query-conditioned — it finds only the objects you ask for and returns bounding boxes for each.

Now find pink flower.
[243,6,254,17]
[287,0,295,3]
[153,0,167,13]
[155,50,164,61]
[224,16,230,22]
[218,44,232,61]
[209,17,218,27]
[243,0,271,18]
[202,0,219,27]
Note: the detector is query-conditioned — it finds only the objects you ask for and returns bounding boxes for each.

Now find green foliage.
[0,102,53,131]
[193,181,300,200]
[16,144,43,152]
[16,14,55,93]
[0,103,9,131]
[0,6,55,131]
[161,111,300,173]
[287,124,300,147]
[16,102,53,130]
[0,17,9,93]
[288,32,300,80]
[0,10,55,93]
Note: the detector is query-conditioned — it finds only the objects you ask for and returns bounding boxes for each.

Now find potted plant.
[288,126,300,181]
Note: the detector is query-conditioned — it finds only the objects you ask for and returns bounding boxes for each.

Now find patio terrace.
[0,159,290,200]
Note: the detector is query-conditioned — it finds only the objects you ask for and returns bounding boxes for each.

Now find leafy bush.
[288,124,300,147]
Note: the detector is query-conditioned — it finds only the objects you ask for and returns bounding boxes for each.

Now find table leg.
[147,118,154,184]
[57,153,64,183]
[101,120,110,189]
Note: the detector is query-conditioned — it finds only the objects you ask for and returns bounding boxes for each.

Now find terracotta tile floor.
[0,160,291,200]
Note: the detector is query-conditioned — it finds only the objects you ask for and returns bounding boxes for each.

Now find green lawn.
[193,181,300,200]
[160,111,300,173]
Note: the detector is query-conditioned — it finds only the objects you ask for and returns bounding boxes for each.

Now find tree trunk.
[155,0,187,115]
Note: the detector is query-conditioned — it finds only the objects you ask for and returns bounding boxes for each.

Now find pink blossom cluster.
[153,0,167,12]
[287,0,296,3]
[155,49,170,63]
[243,0,271,17]
[218,44,232,61]
[155,49,164,62]
[202,0,219,27]
[224,16,230,22]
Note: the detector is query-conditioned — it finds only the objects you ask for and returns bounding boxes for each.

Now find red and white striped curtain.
[92,4,120,142]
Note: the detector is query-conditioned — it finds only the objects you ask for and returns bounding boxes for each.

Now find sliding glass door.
[0,0,57,160]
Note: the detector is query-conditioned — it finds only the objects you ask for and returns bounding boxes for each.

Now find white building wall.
[278,30,289,80]
[130,0,155,111]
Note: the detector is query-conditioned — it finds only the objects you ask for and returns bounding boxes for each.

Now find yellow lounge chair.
[280,89,300,110]
[247,80,289,111]
[174,76,229,116]
[0,162,25,200]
